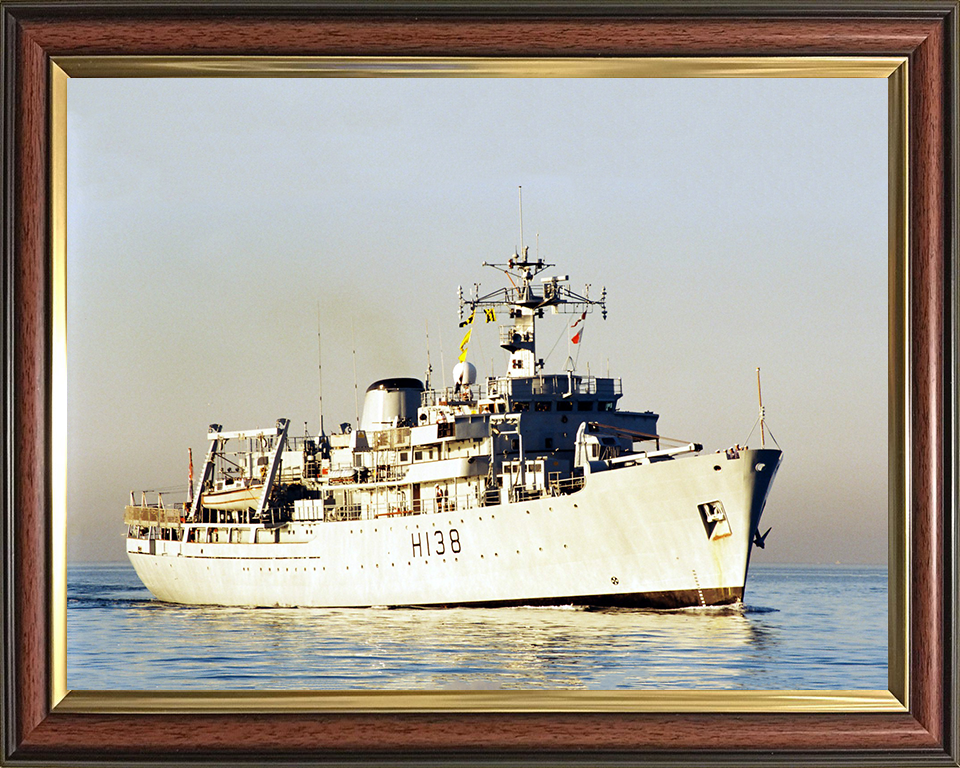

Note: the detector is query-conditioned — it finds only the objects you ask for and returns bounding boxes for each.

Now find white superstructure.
[125,249,781,608]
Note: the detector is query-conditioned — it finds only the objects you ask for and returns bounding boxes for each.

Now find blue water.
[67,562,886,690]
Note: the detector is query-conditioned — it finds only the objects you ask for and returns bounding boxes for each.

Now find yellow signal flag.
[484,308,496,323]
[458,328,473,363]
[459,310,476,328]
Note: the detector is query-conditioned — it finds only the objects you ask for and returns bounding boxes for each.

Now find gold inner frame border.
[49,55,909,715]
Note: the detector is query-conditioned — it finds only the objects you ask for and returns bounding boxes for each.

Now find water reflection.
[68,563,886,690]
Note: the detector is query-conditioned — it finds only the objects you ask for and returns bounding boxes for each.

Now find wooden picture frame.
[2,3,957,765]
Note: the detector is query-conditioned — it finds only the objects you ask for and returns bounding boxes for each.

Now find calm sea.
[67,562,886,691]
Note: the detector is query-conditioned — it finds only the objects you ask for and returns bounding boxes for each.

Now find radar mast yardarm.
[458,251,607,378]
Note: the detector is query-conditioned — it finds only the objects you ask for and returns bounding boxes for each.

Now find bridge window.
[577,401,594,411]
[534,401,552,412]
[599,401,615,412]
[556,400,573,412]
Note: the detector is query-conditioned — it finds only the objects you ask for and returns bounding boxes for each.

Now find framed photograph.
[2,3,957,765]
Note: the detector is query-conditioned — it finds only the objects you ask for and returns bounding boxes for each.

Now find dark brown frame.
[2,3,957,765]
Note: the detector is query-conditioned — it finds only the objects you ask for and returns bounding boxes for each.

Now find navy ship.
[125,247,781,608]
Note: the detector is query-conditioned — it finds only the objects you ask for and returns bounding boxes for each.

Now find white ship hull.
[127,448,779,608]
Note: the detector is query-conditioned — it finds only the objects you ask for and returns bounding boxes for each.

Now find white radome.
[453,360,477,387]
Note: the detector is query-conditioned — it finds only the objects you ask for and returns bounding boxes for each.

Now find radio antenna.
[756,367,766,448]
[352,320,360,429]
[438,321,447,392]
[317,301,325,437]
[518,185,524,254]
[424,320,433,390]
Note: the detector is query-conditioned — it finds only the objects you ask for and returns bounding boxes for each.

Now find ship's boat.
[201,479,263,511]
[124,249,781,608]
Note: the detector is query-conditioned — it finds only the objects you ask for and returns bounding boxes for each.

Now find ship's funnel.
[360,378,424,432]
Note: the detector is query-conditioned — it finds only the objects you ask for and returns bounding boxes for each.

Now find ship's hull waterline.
[127,448,780,609]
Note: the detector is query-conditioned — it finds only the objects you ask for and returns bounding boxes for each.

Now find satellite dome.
[452,361,477,387]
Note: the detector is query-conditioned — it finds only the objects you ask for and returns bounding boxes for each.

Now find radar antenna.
[459,203,608,378]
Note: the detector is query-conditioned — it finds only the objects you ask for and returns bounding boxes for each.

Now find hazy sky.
[66,76,887,564]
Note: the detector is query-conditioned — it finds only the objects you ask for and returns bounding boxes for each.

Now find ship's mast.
[460,254,607,378]
[518,185,524,256]
[424,320,433,390]
[317,303,325,438]
[756,366,766,448]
